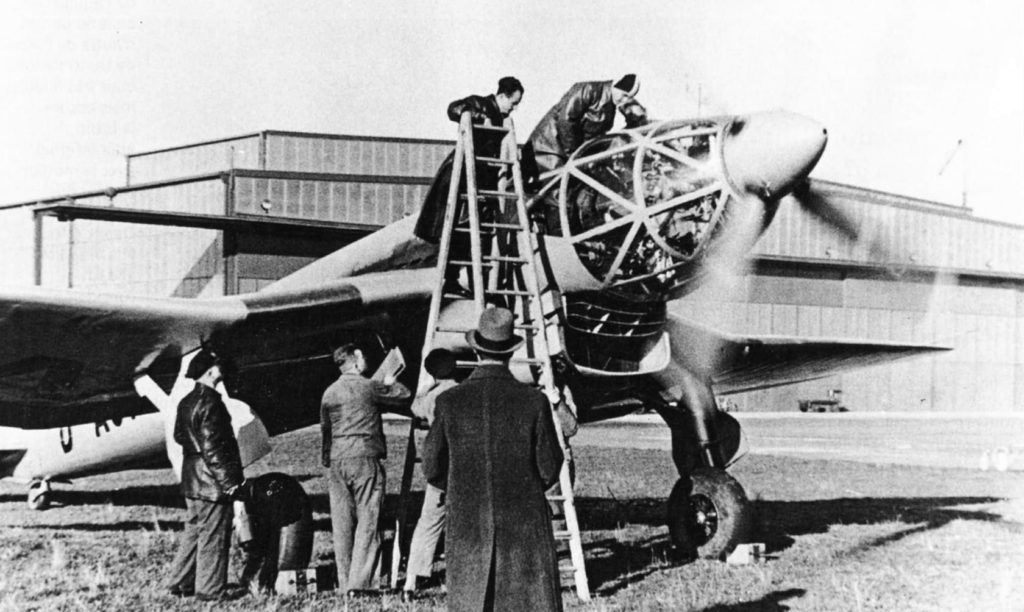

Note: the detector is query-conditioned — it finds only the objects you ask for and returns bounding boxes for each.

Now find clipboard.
[372,347,405,383]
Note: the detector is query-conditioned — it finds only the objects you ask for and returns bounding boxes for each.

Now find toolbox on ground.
[274,565,337,594]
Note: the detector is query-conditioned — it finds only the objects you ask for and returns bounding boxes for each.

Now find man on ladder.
[395,81,591,604]
[414,76,525,246]
[423,308,565,612]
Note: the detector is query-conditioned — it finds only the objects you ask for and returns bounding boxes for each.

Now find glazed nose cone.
[721,111,828,200]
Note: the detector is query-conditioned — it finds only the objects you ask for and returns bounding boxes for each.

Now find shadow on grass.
[583,534,681,595]
[698,588,807,611]
[757,495,1017,553]
[569,494,1018,596]
[0,484,183,509]
[18,519,183,532]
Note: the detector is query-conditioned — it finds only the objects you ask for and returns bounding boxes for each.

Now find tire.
[667,467,752,560]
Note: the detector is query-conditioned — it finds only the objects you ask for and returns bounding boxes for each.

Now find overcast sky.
[2,1,1022,223]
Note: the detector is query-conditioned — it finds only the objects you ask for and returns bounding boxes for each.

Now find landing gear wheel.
[27,480,52,510]
[667,467,752,560]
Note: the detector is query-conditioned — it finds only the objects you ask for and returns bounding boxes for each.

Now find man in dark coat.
[414,76,525,243]
[167,348,249,602]
[527,73,648,175]
[423,308,565,612]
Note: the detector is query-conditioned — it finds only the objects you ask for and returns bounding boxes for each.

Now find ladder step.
[453,226,495,235]
[477,189,518,199]
[436,325,538,336]
[480,222,523,230]
[546,495,567,502]
[473,125,509,133]
[510,357,545,365]
[483,255,529,263]
[553,531,573,540]
[486,289,532,297]
[435,326,474,334]
[449,260,496,268]
[475,156,514,165]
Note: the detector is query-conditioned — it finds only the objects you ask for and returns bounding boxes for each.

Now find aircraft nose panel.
[721,111,827,200]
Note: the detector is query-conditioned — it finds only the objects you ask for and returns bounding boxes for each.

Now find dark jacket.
[527,81,648,176]
[528,80,616,173]
[415,93,508,242]
[174,383,244,503]
[423,364,565,612]
[447,93,505,127]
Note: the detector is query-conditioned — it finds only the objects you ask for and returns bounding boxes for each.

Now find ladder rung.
[443,293,477,300]
[477,189,518,199]
[475,156,514,165]
[483,255,528,263]
[546,495,567,502]
[515,324,540,331]
[479,222,522,230]
[474,125,509,133]
[453,226,495,235]
[486,289,532,297]
[449,260,496,267]
[553,531,573,540]
[510,357,545,365]
[435,326,474,334]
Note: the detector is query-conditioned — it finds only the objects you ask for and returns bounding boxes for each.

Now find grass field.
[2,423,1022,611]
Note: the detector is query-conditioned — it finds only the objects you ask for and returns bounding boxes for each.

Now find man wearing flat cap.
[320,343,410,595]
[167,348,249,602]
[423,308,565,611]
[527,73,650,176]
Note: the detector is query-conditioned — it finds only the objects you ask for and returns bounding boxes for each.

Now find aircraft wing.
[0,269,433,429]
[663,314,950,395]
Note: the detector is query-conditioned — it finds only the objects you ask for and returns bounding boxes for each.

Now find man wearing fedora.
[423,308,565,612]
[321,342,410,595]
[167,348,249,602]
[526,73,649,176]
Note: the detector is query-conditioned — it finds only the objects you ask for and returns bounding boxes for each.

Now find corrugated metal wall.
[5,131,453,300]
[675,270,1024,413]
[754,183,1024,275]
[126,135,262,185]
[263,133,450,177]
[232,174,428,226]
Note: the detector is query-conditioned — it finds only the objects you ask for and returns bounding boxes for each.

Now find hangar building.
[1,130,1020,413]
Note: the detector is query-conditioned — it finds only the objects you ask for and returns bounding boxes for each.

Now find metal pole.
[67,219,74,289]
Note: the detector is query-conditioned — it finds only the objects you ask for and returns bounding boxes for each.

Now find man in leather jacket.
[167,349,249,601]
[413,76,524,244]
[527,73,649,175]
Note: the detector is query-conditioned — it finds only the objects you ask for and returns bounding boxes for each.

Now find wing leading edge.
[0,269,433,429]
[663,314,951,395]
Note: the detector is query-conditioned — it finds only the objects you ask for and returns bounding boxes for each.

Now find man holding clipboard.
[320,343,410,596]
